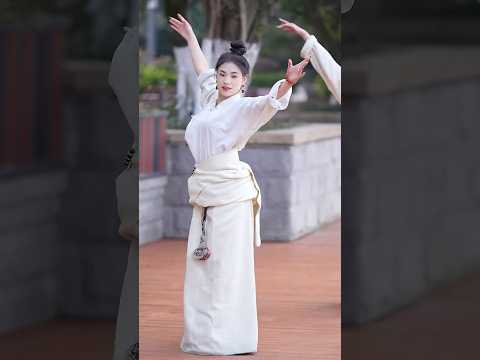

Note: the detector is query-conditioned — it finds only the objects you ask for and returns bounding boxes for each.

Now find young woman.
[277,18,341,104]
[169,14,309,356]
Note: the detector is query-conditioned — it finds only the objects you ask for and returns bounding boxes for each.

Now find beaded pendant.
[192,207,211,261]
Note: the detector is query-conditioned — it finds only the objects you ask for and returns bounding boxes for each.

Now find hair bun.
[230,41,247,56]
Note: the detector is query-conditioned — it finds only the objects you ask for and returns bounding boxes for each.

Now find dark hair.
[215,40,250,76]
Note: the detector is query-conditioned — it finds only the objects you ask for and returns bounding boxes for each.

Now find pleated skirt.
[180,199,258,355]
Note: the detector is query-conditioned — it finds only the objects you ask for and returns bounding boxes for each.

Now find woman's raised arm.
[168,13,209,76]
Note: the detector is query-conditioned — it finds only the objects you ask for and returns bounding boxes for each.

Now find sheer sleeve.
[233,79,292,148]
[198,68,217,108]
[301,34,341,104]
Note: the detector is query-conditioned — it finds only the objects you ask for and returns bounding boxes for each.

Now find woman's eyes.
[218,73,238,78]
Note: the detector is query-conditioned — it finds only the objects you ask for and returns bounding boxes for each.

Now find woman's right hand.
[168,13,194,42]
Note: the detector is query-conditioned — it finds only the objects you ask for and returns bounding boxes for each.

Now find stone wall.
[163,123,341,241]
[342,46,480,324]
[0,171,66,333]
[59,60,132,318]
[139,175,167,245]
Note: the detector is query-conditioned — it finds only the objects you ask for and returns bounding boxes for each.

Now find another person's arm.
[277,18,341,104]
[169,13,208,76]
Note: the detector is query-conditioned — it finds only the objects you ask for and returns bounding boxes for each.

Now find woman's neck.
[215,91,239,107]
[216,94,226,106]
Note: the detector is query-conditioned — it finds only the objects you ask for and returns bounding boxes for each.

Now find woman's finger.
[288,59,293,69]
[278,24,294,31]
[170,21,182,28]
[277,25,294,32]
[177,13,188,23]
[169,17,182,26]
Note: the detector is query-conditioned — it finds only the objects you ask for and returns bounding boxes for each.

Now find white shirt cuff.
[268,79,292,111]
[300,34,317,59]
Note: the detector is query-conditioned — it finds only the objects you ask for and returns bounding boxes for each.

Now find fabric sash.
[187,150,262,247]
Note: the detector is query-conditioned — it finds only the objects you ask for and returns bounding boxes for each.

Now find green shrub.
[313,76,330,98]
[250,72,285,88]
[140,64,177,92]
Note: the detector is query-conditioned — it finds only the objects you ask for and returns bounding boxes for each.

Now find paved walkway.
[140,220,341,360]
[0,319,115,360]
[343,269,480,359]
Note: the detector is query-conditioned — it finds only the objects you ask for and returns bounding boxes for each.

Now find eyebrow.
[219,70,239,75]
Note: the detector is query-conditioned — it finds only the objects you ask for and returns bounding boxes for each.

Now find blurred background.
[342,1,480,359]
[0,1,137,359]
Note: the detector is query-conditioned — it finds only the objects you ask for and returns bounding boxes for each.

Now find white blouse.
[300,34,341,104]
[185,68,292,165]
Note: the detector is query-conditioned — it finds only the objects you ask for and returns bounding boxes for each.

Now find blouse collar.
[209,91,242,111]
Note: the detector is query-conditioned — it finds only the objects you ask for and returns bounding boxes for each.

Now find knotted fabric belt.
[188,150,262,261]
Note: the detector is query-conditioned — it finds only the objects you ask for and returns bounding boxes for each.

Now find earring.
[215,84,218,89]
[241,84,245,94]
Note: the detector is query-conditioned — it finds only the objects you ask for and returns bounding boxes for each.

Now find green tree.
[279,0,340,59]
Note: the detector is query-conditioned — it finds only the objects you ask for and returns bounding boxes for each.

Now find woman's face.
[216,62,247,98]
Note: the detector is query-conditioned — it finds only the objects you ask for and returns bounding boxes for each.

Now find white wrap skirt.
[180,198,258,355]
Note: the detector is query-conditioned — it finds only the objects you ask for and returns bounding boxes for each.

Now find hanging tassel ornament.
[192,207,211,261]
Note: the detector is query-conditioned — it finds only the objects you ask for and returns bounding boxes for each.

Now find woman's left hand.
[284,57,310,86]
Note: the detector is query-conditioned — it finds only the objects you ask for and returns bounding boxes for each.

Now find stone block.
[0,171,67,206]
[0,275,58,333]
[170,143,195,175]
[353,237,397,323]
[139,198,164,223]
[85,243,128,300]
[139,176,167,202]
[161,207,175,239]
[1,223,58,288]
[393,230,428,303]
[241,145,292,176]
[164,175,189,205]
[140,219,165,245]
[173,206,193,238]
[260,207,291,241]
[427,210,480,286]
[263,177,292,207]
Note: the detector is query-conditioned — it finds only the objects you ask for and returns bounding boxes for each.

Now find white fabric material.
[181,199,258,355]
[188,150,262,247]
[181,151,262,355]
[185,68,292,165]
[181,70,291,355]
[300,34,342,104]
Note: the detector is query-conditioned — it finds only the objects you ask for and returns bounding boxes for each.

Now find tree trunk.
[172,46,201,126]
[170,0,272,125]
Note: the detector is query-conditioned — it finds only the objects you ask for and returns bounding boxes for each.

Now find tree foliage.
[278,0,340,59]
